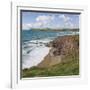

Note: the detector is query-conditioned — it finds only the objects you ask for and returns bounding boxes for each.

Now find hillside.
[38,35,79,68]
[31,28,79,32]
[22,35,79,77]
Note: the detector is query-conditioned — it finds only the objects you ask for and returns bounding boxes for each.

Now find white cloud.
[59,15,74,28]
[22,22,44,30]
[22,24,31,30]
[33,22,43,28]
[69,22,74,28]
[22,14,76,30]
[22,15,55,30]
[59,14,71,22]
[36,15,54,22]
[65,22,74,28]
[36,15,54,27]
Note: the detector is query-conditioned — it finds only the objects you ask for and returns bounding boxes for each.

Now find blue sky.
[22,11,80,30]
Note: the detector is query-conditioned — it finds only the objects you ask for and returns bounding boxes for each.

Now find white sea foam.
[22,30,79,69]
[22,38,52,69]
[22,46,51,69]
[28,38,53,44]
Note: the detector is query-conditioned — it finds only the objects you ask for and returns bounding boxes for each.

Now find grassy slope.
[22,55,79,77]
[22,35,79,78]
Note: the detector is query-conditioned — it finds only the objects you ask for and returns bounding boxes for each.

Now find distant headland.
[28,28,79,32]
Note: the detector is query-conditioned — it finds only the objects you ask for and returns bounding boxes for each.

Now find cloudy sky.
[22,11,80,30]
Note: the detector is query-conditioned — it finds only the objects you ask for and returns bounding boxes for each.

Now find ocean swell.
[22,39,51,69]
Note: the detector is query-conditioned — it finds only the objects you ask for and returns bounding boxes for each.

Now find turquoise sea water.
[22,30,79,44]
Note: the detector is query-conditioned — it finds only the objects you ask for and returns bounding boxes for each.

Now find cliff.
[22,35,79,77]
[38,35,79,68]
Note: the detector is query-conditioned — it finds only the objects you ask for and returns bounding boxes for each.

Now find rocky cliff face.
[38,35,79,68]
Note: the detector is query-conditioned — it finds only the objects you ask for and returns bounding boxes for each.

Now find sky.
[21,11,80,30]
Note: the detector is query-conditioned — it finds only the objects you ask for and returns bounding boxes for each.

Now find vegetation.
[31,28,79,32]
[22,54,79,77]
[22,35,79,78]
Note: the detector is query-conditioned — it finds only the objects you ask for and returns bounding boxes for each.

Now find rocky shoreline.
[37,35,79,68]
[22,35,79,77]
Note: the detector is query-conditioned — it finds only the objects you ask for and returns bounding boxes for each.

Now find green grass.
[22,35,79,78]
[22,53,79,78]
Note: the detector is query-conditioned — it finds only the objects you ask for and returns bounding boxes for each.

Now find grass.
[22,53,79,78]
[22,35,79,78]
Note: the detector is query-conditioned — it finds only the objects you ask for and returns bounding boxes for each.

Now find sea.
[22,30,79,69]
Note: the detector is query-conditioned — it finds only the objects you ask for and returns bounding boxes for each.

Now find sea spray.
[22,46,51,69]
[22,30,79,69]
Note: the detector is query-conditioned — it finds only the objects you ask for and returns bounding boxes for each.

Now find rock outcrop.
[38,35,79,68]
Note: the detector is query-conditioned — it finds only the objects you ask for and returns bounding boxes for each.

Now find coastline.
[22,35,79,77]
[31,28,79,32]
[22,38,53,69]
[37,35,79,68]
[22,45,51,69]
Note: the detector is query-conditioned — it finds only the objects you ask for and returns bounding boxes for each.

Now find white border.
[11,2,88,88]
